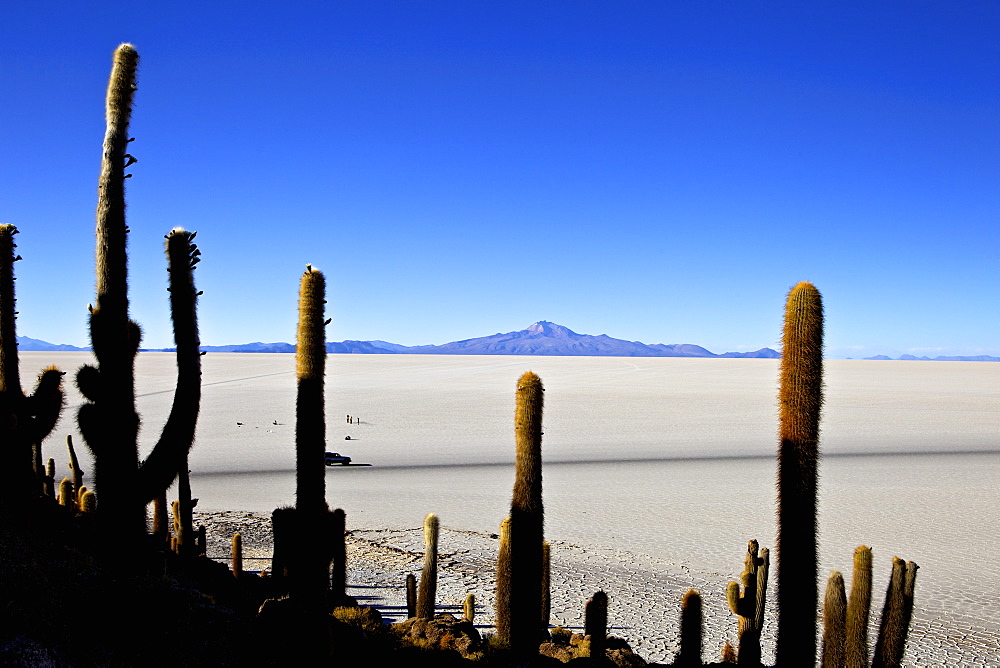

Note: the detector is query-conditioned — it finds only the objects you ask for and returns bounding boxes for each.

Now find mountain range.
[15,323,999,360]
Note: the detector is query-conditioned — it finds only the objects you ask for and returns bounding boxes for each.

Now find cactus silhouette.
[726,539,769,666]
[405,572,417,619]
[330,508,347,603]
[676,589,703,667]
[775,281,823,666]
[507,371,545,657]
[845,545,873,667]
[76,44,203,556]
[0,224,64,515]
[822,570,847,668]
[873,557,918,668]
[584,590,608,659]
[416,512,439,618]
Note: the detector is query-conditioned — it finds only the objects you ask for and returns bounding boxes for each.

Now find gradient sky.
[2,2,998,358]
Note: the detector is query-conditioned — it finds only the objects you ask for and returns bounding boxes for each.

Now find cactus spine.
[775,281,823,667]
[726,539,768,666]
[0,224,64,515]
[676,589,703,667]
[507,371,545,657]
[822,570,847,668]
[845,545,873,667]
[416,512,439,618]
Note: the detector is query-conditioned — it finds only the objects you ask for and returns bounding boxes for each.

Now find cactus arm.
[23,366,65,446]
[136,228,202,502]
[676,589,703,667]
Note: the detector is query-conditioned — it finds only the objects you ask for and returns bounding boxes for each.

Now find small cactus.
[58,478,75,509]
[495,515,512,642]
[846,545,873,667]
[676,589,703,667]
[232,533,243,579]
[821,570,846,668]
[330,508,347,601]
[405,573,417,619]
[584,590,608,659]
[463,593,476,623]
[873,557,919,668]
[725,539,769,666]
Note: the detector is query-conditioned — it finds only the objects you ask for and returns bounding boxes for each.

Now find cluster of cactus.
[7,42,937,667]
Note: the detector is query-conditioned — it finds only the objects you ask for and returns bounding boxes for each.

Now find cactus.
[873,557,918,668]
[405,573,417,619]
[584,590,608,659]
[463,593,476,623]
[66,435,84,497]
[0,224,65,514]
[232,533,243,579]
[822,570,846,668]
[294,265,328,513]
[80,489,97,513]
[507,370,545,657]
[58,478,75,509]
[330,508,347,602]
[726,539,769,666]
[416,512,439,618]
[151,493,169,545]
[75,44,203,557]
[43,457,56,499]
[676,589,703,667]
[495,515,512,642]
[775,281,823,667]
[845,545,873,667]
[540,540,551,635]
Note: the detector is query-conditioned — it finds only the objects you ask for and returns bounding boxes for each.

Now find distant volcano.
[363,321,780,358]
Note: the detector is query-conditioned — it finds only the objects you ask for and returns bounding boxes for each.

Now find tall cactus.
[495,515,512,642]
[295,264,328,513]
[416,512,439,618]
[775,281,823,666]
[275,265,333,607]
[0,224,64,515]
[507,371,545,657]
[76,44,203,554]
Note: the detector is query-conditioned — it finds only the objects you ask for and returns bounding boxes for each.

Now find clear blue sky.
[2,2,998,358]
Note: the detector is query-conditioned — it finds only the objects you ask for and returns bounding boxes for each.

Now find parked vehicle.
[324,452,352,466]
